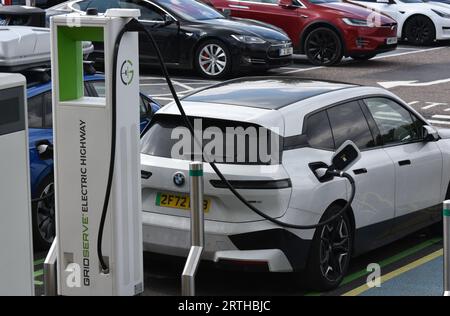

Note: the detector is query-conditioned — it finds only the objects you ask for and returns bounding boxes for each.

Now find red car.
[202,0,398,66]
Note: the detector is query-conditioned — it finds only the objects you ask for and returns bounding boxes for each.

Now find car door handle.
[229,4,249,9]
[141,170,153,179]
[353,168,368,175]
[398,160,411,166]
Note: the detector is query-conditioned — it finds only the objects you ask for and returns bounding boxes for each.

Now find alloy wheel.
[36,182,55,244]
[306,30,340,65]
[319,216,350,282]
[407,17,433,45]
[198,44,227,77]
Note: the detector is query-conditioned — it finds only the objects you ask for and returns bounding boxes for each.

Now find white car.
[351,0,450,45]
[426,0,450,9]
[140,78,450,290]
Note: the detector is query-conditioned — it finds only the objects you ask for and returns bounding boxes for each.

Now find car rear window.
[327,101,376,149]
[305,110,335,150]
[141,114,282,165]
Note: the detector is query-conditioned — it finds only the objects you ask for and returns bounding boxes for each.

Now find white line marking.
[140,83,171,86]
[432,114,450,120]
[152,90,190,97]
[422,102,447,110]
[279,47,446,74]
[140,76,218,84]
[379,78,450,89]
[153,97,175,101]
[428,120,450,125]
[282,66,324,74]
[408,101,419,105]
[395,47,421,51]
[372,46,445,60]
[172,80,195,91]
[277,67,301,71]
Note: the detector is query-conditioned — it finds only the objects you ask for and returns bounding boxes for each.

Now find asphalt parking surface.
[33,43,449,296]
[140,43,450,128]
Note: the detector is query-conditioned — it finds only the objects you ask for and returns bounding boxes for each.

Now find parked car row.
[47,0,295,77]
[203,0,398,65]
[204,0,450,47]
[3,0,449,74]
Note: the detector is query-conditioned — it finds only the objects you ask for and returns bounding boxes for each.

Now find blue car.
[29,74,160,249]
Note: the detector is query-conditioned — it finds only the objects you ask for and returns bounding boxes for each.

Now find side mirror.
[36,140,54,161]
[278,0,294,8]
[222,9,231,19]
[141,96,156,120]
[423,125,440,142]
[163,13,177,26]
[330,140,362,173]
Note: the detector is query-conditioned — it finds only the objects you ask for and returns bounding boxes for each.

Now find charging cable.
[99,18,356,273]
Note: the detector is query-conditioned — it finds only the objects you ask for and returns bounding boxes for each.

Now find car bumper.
[142,211,311,272]
[230,40,293,71]
[343,25,398,56]
[436,26,450,40]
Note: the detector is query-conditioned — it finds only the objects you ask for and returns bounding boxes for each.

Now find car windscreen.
[156,0,225,21]
[0,15,29,25]
[141,114,282,165]
[0,15,8,25]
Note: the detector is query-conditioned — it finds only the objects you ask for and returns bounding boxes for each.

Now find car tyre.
[305,205,353,291]
[404,15,436,46]
[32,175,55,250]
[304,28,343,66]
[195,39,232,79]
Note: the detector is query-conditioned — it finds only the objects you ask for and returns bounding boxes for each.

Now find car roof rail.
[83,60,97,75]
[23,67,52,87]
[22,62,98,87]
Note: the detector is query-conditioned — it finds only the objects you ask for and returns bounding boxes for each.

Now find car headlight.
[231,35,266,44]
[342,18,373,27]
[432,9,450,19]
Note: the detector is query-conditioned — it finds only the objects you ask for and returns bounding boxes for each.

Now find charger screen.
[0,97,20,126]
[0,86,25,136]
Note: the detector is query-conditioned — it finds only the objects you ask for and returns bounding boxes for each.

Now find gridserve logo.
[120,60,135,86]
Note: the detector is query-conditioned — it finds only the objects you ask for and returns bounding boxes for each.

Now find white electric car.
[351,0,450,45]
[140,78,450,290]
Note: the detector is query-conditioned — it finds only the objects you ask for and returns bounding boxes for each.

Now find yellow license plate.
[156,192,211,213]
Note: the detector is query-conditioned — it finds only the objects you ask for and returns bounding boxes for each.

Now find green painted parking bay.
[354,252,443,296]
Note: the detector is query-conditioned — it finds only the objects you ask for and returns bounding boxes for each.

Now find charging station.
[50,10,143,296]
[0,73,34,296]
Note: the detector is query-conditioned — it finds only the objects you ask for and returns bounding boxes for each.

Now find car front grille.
[381,22,397,31]
[268,41,293,58]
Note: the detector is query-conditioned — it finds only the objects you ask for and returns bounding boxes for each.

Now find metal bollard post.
[181,162,205,296]
[44,238,58,296]
[444,200,450,296]
[190,162,205,248]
